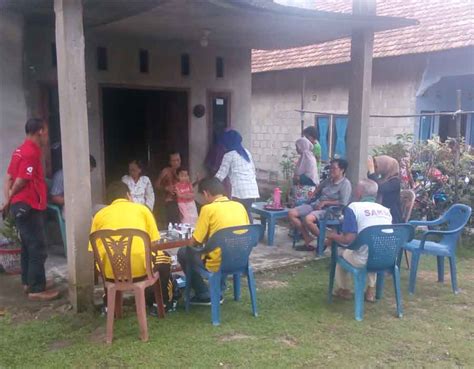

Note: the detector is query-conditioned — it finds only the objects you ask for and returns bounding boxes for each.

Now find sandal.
[294,244,316,252]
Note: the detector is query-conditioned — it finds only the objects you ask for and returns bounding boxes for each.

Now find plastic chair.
[47,203,67,256]
[184,224,262,326]
[400,189,415,268]
[328,224,414,321]
[89,229,166,344]
[402,204,472,295]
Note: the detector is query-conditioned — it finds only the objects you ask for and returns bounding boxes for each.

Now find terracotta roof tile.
[252,0,474,72]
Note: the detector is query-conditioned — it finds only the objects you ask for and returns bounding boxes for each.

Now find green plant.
[0,216,21,249]
[371,133,413,162]
[279,146,298,204]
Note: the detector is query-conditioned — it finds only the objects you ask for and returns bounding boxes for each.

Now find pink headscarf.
[295,137,319,185]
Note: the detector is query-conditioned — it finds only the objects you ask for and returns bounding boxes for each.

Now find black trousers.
[232,197,255,223]
[10,202,47,293]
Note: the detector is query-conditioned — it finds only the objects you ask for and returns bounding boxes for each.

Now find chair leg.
[115,291,123,319]
[408,252,421,295]
[375,272,385,300]
[436,256,445,283]
[354,272,366,321]
[185,265,192,312]
[233,274,241,301]
[209,274,221,326]
[247,267,258,317]
[317,221,327,257]
[106,287,116,344]
[153,279,166,319]
[327,256,336,304]
[134,288,149,342]
[393,266,403,318]
[448,256,459,294]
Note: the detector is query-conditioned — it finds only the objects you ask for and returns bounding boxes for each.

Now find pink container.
[273,187,282,208]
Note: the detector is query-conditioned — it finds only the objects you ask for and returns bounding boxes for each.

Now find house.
[0,0,413,309]
[251,0,474,178]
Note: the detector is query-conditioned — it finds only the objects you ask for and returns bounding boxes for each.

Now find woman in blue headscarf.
[215,129,259,221]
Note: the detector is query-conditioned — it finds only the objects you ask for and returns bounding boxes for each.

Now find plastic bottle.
[273,187,281,208]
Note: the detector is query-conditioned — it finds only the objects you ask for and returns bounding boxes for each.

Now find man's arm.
[326,206,357,245]
[50,195,65,206]
[314,199,342,210]
[326,229,356,246]
[9,178,28,199]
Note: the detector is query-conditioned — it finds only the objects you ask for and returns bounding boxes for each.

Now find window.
[51,42,57,67]
[419,111,434,141]
[315,114,348,161]
[139,49,149,74]
[181,53,190,76]
[97,47,108,71]
[216,57,224,78]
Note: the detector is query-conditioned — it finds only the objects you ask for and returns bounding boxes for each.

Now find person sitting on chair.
[177,178,249,305]
[89,181,174,312]
[288,158,352,252]
[325,179,392,302]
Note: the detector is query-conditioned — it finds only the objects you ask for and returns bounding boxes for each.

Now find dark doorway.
[439,113,467,142]
[102,87,188,185]
[208,91,230,145]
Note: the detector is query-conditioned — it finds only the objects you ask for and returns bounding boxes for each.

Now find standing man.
[155,151,182,226]
[303,126,322,172]
[1,118,59,301]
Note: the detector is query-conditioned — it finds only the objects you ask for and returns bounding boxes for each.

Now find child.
[175,167,198,225]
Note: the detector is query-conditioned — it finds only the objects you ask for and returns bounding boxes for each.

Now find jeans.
[10,202,47,293]
[177,247,226,299]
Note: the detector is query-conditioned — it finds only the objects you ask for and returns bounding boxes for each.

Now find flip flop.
[294,244,316,252]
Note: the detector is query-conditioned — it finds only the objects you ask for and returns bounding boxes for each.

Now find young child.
[175,167,198,225]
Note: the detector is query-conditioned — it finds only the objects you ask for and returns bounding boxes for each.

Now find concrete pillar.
[54,0,93,312]
[346,0,375,184]
[0,12,28,182]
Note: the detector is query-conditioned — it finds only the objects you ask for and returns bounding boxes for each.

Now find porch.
[0,0,415,310]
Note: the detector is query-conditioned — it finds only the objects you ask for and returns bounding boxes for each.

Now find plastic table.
[250,202,289,246]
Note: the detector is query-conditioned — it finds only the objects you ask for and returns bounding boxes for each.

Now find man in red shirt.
[1,118,59,301]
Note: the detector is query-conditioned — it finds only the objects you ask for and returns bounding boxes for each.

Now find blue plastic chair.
[184,224,262,325]
[402,204,472,295]
[47,203,67,256]
[328,224,414,321]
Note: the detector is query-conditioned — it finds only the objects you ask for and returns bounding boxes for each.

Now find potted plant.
[0,216,22,274]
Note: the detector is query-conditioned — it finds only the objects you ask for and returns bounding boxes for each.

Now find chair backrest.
[354,224,414,271]
[205,224,262,274]
[439,204,472,246]
[400,189,415,222]
[89,228,153,283]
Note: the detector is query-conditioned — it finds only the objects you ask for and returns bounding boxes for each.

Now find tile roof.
[252,0,474,73]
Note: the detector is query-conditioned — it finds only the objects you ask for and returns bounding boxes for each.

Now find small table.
[251,202,289,246]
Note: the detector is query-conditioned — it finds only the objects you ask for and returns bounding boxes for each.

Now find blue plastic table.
[250,202,289,246]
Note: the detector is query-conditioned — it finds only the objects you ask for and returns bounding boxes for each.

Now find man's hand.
[314,201,325,210]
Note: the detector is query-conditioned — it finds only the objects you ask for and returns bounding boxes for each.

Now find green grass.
[1,236,474,369]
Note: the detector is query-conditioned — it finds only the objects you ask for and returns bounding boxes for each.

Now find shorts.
[294,204,326,220]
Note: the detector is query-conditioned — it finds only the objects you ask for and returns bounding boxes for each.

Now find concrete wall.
[0,12,28,184]
[251,53,427,176]
[22,25,252,203]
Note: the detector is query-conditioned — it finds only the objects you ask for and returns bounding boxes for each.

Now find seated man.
[325,179,392,302]
[177,178,249,305]
[50,154,97,208]
[288,158,352,252]
[89,181,174,311]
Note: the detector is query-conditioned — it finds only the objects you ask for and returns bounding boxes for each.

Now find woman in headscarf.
[215,129,259,221]
[367,155,402,223]
[294,137,319,186]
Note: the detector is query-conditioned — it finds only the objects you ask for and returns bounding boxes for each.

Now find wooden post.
[346,0,375,184]
[54,0,93,312]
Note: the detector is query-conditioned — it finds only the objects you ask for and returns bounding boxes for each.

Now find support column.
[346,0,375,184]
[54,0,93,312]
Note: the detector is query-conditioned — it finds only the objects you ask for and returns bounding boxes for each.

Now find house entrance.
[101,87,188,185]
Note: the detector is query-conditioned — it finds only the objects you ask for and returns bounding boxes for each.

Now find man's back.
[89,199,160,279]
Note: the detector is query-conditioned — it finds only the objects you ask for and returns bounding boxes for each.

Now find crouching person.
[177,178,249,305]
[326,179,392,302]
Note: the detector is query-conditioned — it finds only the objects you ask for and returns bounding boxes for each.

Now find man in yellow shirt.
[89,181,173,311]
[177,178,250,305]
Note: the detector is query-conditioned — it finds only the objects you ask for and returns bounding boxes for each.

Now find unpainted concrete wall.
[22,25,252,203]
[251,53,427,175]
[0,12,28,185]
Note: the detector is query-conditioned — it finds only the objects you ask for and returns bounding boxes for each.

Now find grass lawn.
[1,236,474,369]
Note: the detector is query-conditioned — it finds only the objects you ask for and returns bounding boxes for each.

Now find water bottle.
[273,187,281,208]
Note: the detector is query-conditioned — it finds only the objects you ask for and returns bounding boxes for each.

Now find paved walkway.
[0,223,323,315]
